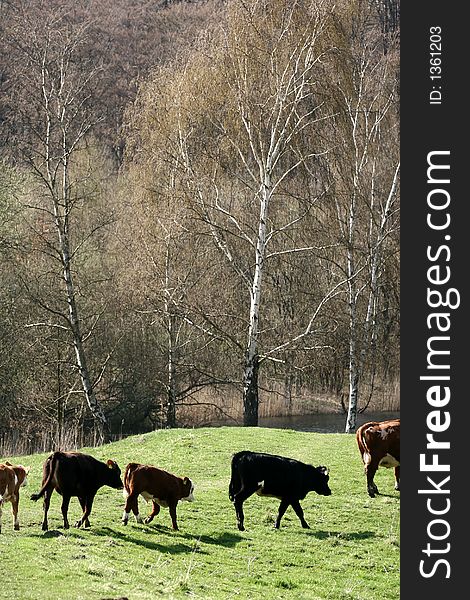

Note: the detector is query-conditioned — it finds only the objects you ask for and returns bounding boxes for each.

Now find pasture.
[0,427,400,600]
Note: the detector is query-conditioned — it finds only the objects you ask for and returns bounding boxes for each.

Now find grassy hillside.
[0,427,399,600]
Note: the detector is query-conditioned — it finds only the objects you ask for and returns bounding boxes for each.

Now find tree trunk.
[346,344,359,433]
[57,215,108,443]
[166,311,177,428]
[345,241,359,433]
[242,179,270,426]
[243,353,259,426]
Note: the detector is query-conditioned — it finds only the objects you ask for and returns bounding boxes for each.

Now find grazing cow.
[0,462,30,533]
[31,451,123,531]
[122,463,195,530]
[228,451,331,531]
[356,418,400,497]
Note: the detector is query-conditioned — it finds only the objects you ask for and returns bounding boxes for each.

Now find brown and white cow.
[0,462,30,533]
[122,463,195,530]
[356,418,400,497]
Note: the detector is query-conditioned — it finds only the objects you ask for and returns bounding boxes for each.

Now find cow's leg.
[145,500,160,524]
[11,494,20,530]
[232,484,258,531]
[228,470,241,502]
[77,497,90,528]
[168,501,179,531]
[41,489,53,531]
[122,493,142,525]
[365,460,380,497]
[61,495,71,529]
[75,494,94,528]
[394,466,400,491]
[0,500,3,533]
[290,499,310,529]
[274,499,290,529]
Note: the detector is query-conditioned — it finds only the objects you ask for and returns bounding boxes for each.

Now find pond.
[257,411,400,433]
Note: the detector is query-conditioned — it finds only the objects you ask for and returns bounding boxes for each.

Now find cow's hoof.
[41,525,48,532]
[302,523,310,529]
[14,525,20,531]
[144,517,152,524]
[237,524,245,532]
[122,520,128,526]
[74,521,82,528]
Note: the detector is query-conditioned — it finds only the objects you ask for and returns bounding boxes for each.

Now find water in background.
[258,411,400,433]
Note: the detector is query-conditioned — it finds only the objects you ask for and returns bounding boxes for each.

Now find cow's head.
[181,477,195,502]
[313,465,331,496]
[106,460,124,489]
[17,465,30,487]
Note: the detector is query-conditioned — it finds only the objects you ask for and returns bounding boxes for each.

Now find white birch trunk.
[164,247,177,428]
[243,177,270,426]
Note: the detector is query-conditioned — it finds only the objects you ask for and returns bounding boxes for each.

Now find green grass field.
[0,427,399,600]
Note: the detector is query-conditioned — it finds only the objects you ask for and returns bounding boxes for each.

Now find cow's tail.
[30,452,59,501]
[356,425,374,466]
[123,462,140,498]
[228,453,242,502]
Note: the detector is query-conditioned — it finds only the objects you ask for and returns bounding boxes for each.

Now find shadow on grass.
[89,526,206,554]
[136,525,244,549]
[24,525,243,552]
[189,532,244,548]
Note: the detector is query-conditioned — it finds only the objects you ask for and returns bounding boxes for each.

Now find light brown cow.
[0,462,30,533]
[122,463,194,530]
[356,418,400,497]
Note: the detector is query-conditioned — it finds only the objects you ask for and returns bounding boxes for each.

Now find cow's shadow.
[132,525,244,549]
[25,523,244,553]
[88,526,243,553]
[87,526,204,554]
[186,531,244,548]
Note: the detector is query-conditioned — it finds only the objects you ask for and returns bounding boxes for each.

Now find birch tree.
[327,2,400,432]
[159,0,336,425]
[7,11,110,442]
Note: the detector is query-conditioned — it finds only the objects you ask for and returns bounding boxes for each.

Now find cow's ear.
[25,466,31,474]
[107,459,115,468]
[318,466,329,476]
[183,477,189,485]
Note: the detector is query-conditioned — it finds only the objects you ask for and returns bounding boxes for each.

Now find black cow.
[229,450,331,531]
[31,451,123,531]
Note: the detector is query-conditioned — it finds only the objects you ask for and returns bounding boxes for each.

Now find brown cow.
[356,418,400,497]
[0,462,30,533]
[122,462,195,530]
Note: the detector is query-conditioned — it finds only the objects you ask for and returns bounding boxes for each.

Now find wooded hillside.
[0,0,400,450]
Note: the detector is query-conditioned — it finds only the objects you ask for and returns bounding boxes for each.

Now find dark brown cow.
[122,463,195,530]
[356,418,400,497]
[31,451,123,531]
[0,462,30,533]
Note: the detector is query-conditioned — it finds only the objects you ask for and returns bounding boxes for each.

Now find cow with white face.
[0,462,30,533]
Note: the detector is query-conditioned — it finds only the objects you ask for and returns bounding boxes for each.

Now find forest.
[0,0,400,452]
